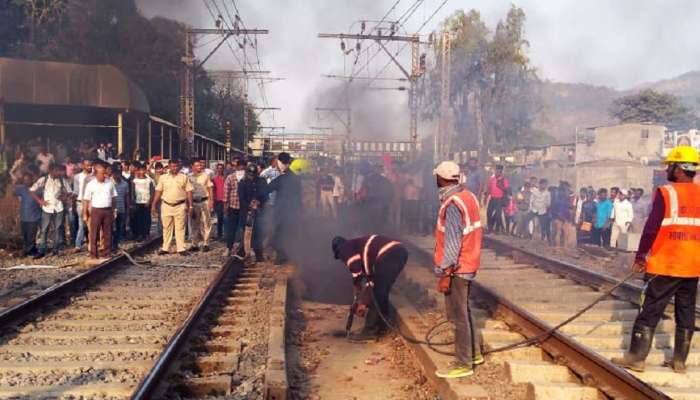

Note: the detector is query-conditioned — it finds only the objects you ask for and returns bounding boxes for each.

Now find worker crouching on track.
[332,235,407,342]
[433,161,484,379]
[612,145,700,374]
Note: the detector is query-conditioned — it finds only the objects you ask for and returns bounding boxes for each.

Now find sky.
[136,0,700,137]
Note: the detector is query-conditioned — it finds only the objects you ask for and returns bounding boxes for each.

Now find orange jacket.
[646,183,700,278]
[434,188,482,274]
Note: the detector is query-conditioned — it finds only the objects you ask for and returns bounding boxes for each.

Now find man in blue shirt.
[592,188,613,247]
[14,173,42,256]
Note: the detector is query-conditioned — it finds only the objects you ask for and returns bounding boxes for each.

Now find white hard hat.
[433,161,461,180]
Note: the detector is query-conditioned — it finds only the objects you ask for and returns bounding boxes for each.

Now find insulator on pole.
[356,42,361,51]
[340,41,346,51]
[361,21,366,32]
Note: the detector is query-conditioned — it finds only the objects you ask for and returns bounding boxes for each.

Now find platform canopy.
[0,57,150,114]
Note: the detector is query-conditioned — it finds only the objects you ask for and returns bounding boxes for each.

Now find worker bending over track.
[433,161,484,379]
[613,145,700,374]
[332,235,407,342]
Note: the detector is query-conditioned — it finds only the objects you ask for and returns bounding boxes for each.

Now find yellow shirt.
[156,173,192,203]
[189,172,213,200]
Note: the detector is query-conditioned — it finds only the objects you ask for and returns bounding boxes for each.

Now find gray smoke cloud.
[136,0,700,134]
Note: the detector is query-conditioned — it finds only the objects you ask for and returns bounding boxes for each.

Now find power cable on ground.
[368,269,639,357]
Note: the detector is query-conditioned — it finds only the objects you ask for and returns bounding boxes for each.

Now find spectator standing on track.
[592,188,613,247]
[613,146,700,374]
[318,169,336,218]
[432,161,484,379]
[212,163,226,240]
[630,188,651,234]
[14,172,42,256]
[152,160,193,256]
[151,162,164,235]
[262,152,302,265]
[514,183,532,238]
[485,165,508,234]
[550,186,571,247]
[71,159,93,253]
[528,179,551,243]
[189,160,214,252]
[83,163,117,260]
[402,178,420,234]
[233,163,267,261]
[130,163,154,241]
[224,161,242,256]
[30,164,72,258]
[610,188,634,248]
[577,189,596,244]
[111,165,129,250]
[465,157,484,204]
[35,146,54,174]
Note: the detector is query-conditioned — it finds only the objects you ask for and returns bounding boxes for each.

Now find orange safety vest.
[646,183,700,278]
[434,188,482,274]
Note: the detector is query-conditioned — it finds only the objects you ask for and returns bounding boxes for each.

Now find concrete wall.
[524,165,656,192]
[576,123,665,164]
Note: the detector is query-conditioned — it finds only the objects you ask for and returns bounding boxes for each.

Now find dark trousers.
[131,204,150,240]
[591,226,611,247]
[636,274,699,330]
[365,247,408,332]
[89,208,113,258]
[20,221,39,254]
[402,200,420,233]
[487,197,504,233]
[446,277,484,366]
[225,208,240,249]
[112,212,126,249]
[271,214,293,262]
[214,201,225,238]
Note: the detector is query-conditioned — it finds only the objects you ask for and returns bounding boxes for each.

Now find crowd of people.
[471,161,653,249]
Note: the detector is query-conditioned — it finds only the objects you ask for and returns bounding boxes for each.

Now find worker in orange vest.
[613,146,700,373]
[432,161,484,379]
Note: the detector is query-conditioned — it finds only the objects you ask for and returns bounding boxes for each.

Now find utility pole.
[318,32,425,156]
[435,30,452,162]
[180,27,268,159]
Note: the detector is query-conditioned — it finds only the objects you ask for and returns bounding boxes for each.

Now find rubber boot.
[348,308,381,343]
[666,328,693,373]
[611,324,654,372]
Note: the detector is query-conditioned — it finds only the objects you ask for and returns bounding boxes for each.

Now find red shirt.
[487,175,509,199]
[213,175,226,202]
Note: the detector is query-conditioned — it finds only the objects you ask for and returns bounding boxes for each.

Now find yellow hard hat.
[289,158,311,175]
[664,145,700,165]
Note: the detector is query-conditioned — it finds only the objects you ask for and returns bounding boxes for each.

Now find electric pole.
[436,29,452,162]
[318,32,425,155]
[180,27,268,158]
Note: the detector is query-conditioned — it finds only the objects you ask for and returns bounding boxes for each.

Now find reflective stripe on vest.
[346,254,362,278]
[661,185,700,227]
[363,235,378,277]
[436,192,482,234]
[377,241,400,259]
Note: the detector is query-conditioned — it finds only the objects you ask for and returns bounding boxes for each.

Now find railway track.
[396,235,700,400]
[0,241,234,399]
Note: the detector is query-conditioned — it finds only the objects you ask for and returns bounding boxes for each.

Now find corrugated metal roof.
[0,57,149,113]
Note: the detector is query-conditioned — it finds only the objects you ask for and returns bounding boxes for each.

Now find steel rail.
[483,236,700,317]
[0,237,161,328]
[475,282,671,400]
[131,257,240,399]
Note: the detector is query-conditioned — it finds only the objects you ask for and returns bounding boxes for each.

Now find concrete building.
[576,123,666,165]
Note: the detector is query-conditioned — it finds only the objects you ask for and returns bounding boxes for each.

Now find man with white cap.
[432,161,484,379]
[610,188,634,248]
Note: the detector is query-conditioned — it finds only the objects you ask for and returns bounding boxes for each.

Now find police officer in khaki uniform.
[152,159,193,255]
[189,160,214,252]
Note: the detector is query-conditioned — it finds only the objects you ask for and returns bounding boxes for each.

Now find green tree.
[609,89,695,130]
[419,6,541,156]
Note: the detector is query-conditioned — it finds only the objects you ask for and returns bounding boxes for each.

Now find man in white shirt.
[30,164,72,258]
[71,159,93,252]
[610,188,634,248]
[83,163,117,259]
[35,146,54,174]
